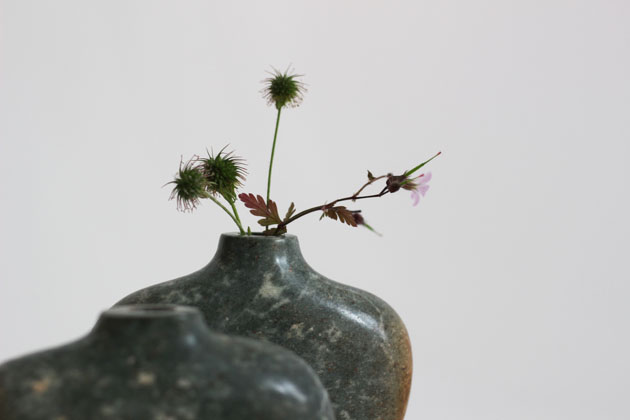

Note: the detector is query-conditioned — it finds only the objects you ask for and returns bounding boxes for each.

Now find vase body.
[0,305,334,420]
[116,234,412,420]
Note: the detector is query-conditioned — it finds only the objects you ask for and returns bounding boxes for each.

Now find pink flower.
[409,172,431,206]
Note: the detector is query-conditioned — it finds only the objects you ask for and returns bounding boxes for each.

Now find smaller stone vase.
[0,305,335,420]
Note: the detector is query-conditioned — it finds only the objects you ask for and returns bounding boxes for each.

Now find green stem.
[229,200,245,235]
[209,196,245,234]
[404,151,442,177]
[266,107,282,204]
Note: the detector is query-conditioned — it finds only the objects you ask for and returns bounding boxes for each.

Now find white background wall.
[1,1,629,419]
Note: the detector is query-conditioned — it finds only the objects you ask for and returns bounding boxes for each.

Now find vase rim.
[220,232,298,240]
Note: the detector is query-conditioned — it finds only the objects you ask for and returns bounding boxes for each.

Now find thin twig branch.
[275,189,389,232]
[351,175,387,199]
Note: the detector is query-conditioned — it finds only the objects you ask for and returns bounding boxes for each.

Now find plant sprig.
[238,194,295,236]
[262,67,306,206]
[168,148,247,234]
[238,150,441,235]
[167,66,441,237]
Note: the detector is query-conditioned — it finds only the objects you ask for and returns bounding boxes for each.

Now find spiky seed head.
[168,159,210,212]
[262,67,306,110]
[198,148,247,202]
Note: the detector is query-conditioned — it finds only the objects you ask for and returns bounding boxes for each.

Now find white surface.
[1,1,629,419]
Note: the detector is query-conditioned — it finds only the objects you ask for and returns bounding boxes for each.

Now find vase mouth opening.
[221,232,297,240]
[103,304,200,318]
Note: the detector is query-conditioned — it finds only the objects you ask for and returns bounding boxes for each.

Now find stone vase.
[0,305,335,420]
[116,234,412,420]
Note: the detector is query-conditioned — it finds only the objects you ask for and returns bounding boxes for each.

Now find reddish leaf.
[238,193,283,227]
[321,206,358,227]
[284,202,296,221]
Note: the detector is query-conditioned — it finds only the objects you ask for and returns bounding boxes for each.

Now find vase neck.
[88,305,210,351]
[211,233,309,270]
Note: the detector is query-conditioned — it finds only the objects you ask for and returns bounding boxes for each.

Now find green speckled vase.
[0,305,335,420]
[117,234,413,420]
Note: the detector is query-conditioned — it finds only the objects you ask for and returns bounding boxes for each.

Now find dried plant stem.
[266,107,282,205]
[209,196,245,234]
[351,175,387,198]
[275,187,389,232]
[229,201,245,234]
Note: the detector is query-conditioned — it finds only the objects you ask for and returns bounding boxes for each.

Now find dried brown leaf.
[321,206,358,227]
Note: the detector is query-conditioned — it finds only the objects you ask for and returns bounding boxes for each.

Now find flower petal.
[418,172,432,184]
[411,190,420,206]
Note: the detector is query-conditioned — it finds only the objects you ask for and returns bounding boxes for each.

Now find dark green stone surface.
[117,234,413,420]
[0,305,335,420]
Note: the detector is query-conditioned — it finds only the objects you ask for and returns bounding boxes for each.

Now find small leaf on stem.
[238,193,284,227]
[321,206,358,227]
[284,202,296,221]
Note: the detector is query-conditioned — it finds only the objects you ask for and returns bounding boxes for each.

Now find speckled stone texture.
[116,234,413,420]
[0,305,335,420]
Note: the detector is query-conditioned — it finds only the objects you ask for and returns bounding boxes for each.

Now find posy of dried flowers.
[168,67,440,236]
